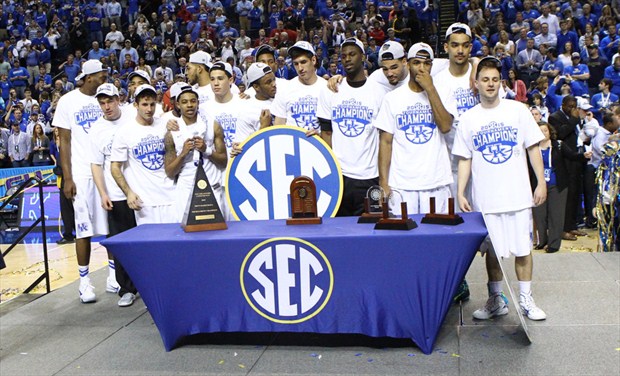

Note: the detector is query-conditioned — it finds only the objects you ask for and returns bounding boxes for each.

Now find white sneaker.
[473,292,509,320]
[79,282,96,303]
[519,294,547,320]
[118,293,136,307]
[106,276,120,294]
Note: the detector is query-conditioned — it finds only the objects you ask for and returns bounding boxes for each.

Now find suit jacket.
[529,140,587,191]
[547,109,580,151]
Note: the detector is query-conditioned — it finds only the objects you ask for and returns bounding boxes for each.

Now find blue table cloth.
[102,213,488,353]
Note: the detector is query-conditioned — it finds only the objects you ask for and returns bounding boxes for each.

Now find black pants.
[58,178,75,240]
[583,164,598,226]
[336,176,379,217]
[108,200,138,296]
[533,185,567,251]
[564,161,583,232]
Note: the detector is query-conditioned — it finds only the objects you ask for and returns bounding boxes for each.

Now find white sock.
[108,260,116,279]
[519,281,532,296]
[78,265,89,284]
[488,281,503,295]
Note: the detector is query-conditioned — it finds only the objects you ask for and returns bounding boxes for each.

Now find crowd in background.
[0,0,619,171]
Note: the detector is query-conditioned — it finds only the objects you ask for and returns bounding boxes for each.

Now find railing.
[0,177,50,294]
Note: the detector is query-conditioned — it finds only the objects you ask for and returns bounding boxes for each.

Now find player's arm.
[163,131,191,179]
[526,144,547,206]
[318,117,332,147]
[456,157,472,212]
[424,81,454,133]
[273,116,286,125]
[58,128,75,199]
[209,120,228,169]
[91,163,113,210]
[378,130,393,197]
[259,109,271,129]
[111,161,142,210]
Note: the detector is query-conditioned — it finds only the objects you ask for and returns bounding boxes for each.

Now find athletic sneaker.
[118,293,136,307]
[79,282,96,303]
[453,280,470,303]
[106,277,120,294]
[519,294,547,320]
[472,292,509,320]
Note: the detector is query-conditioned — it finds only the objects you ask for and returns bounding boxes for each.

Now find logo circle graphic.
[481,143,514,164]
[197,179,207,189]
[405,124,434,144]
[240,237,334,324]
[225,126,343,220]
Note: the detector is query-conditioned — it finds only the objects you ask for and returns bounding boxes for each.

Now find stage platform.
[1,252,618,376]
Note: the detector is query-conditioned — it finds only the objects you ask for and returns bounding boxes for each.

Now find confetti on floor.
[367,358,373,362]
[238,364,245,369]
[218,360,224,365]
[407,353,415,357]
[355,353,362,357]
[452,353,461,358]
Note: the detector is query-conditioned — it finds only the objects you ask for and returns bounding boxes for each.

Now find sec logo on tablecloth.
[225,126,343,220]
[240,238,334,324]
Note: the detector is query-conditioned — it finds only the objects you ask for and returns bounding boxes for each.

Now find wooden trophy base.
[357,212,384,223]
[421,214,464,226]
[374,217,417,230]
[182,222,228,232]
[421,197,464,226]
[286,216,323,225]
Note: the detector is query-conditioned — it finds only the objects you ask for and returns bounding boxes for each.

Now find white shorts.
[390,185,451,215]
[135,204,177,225]
[74,178,108,239]
[482,209,533,258]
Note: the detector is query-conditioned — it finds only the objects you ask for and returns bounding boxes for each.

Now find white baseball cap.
[210,61,233,77]
[378,41,406,62]
[95,83,119,98]
[445,22,472,39]
[81,59,106,76]
[189,50,212,68]
[170,82,191,100]
[408,42,434,60]
[288,41,315,57]
[577,97,593,110]
[134,84,157,98]
[247,62,273,86]
[341,37,364,53]
[127,69,151,83]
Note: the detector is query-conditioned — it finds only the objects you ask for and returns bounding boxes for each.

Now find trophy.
[374,190,417,230]
[358,185,387,223]
[421,197,464,225]
[182,158,227,232]
[286,175,322,225]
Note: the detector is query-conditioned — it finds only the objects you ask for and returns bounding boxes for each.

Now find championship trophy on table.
[182,157,227,232]
[286,176,322,225]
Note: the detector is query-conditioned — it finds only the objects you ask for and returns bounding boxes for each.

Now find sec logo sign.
[225,126,343,220]
[240,238,334,324]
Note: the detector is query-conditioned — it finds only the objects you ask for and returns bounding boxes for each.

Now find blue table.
[102,213,488,354]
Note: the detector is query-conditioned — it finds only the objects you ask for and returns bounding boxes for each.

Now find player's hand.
[182,138,194,156]
[380,183,391,201]
[458,194,472,212]
[193,136,205,152]
[238,92,250,100]
[259,109,271,128]
[533,184,547,206]
[327,75,343,93]
[230,141,243,157]
[127,191,143,210]
[583,151,593,159]
[166,119,180,132]
[101,195,113,211]
[415,70,433,91]
[63,178,77,199]
[305,128,319,137]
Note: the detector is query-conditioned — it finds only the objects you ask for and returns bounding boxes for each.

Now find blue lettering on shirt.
[395,103,435,144]
[216,113,238,148]
[472,121,518,164]
[332,98,373,137]
[289,95,319,131]
[73,104,103,134]
[132,134,165,170]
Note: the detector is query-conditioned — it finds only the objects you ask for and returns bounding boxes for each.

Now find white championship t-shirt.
[52,89,103,179]
[452,99,544,214]
[270,76,327,132]
[317,79,386,180]
[110,117,174,206]
[374,84,457,190]
[235,96,272,144]
[89,113,127,201]
[206,96,257,156]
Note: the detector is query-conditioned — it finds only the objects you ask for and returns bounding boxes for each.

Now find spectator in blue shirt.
[563,53,590,97]
[556,19,579,54]
[600,23,620,61]
[590,78,618,124]
[541,47,564,85]
[60,54,80,84]
[8,60,29,98]
[578,3,599,34]
[85,3,103,44]
[603,54,620,97]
